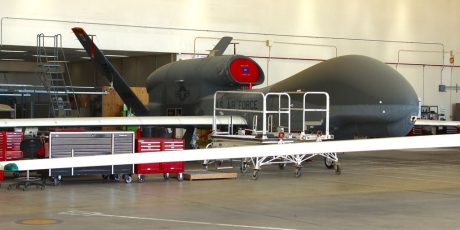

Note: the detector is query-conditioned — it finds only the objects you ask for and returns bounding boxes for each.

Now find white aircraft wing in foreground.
[1,134,459,171]
[0,116,246,127]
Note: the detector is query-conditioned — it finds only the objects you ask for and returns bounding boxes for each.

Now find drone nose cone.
[269,55,419,138]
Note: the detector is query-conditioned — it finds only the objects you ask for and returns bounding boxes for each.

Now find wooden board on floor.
[183,170,238,181]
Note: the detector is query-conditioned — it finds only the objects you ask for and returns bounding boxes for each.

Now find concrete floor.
[1,148,460,230]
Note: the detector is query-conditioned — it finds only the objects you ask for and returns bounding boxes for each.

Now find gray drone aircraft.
[72,27,419,141]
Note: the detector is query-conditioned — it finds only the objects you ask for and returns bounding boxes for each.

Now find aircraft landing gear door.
[167,108,184,138]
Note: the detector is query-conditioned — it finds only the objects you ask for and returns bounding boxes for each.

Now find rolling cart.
[46,131,135,185]
[0,131,24,182]
[135,138,185,182]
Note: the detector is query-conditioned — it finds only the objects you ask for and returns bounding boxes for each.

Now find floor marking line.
[59,210,296,230]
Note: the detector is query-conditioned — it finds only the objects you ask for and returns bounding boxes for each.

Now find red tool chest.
[0,131,24,161]
[135,138,184,182]
[0,131,24,181]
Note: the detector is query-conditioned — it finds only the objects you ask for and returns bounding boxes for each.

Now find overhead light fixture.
[71,86,101,89]
[47,60,69,63]
[76,49,106,54]
[104,54,129,58]
[0,93,31,97]
[0,58,25,61]
[32,54,56,58]
[0,83,33,87]
[81,54,129,59]
[0,49,27,53]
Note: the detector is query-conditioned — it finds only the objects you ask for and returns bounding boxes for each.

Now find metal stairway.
[36,34,79,117]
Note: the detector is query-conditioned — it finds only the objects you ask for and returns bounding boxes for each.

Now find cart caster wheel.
[138,175,145,183]
[324,157,335,169]
[110,174,120,182]
[177,173,184,181]
[163,173,170,180]
[124,175,133,184]
[52,177,59,186]
[240,162,249,173]
[7,185,12,190]
[102,174,109,180]
[278,163,286,170]
[295,167,302,177]
[335,164,341,175]
[252,170,260,180]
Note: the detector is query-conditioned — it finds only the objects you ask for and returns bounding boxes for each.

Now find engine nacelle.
[146,55,264,91]
[228,57,262,85]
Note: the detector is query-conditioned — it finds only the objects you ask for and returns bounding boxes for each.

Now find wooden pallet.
[183,170,237,181]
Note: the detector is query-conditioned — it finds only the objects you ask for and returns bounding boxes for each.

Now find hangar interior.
[0,1,459,119]
[0,1,460,230]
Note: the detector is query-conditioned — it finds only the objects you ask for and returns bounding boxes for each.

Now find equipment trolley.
[135,138,185,182]
[46,131,135,184]
[0,131,24,182]
[208,91,339,179]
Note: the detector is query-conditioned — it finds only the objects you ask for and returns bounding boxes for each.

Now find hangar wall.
[0,0,459,118]
[67,54,174,87]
